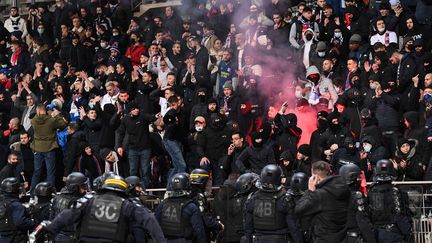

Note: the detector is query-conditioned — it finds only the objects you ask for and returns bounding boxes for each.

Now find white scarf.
[105,152,119,174]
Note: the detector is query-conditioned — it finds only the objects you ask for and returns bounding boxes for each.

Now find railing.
[145,181,432,242]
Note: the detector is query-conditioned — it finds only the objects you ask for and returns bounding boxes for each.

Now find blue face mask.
[424,93,432,104]
[37,28,44,34]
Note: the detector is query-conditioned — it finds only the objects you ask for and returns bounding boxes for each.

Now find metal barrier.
[146,181,432,242]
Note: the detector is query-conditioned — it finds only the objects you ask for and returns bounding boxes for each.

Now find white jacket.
[4,16,28,38]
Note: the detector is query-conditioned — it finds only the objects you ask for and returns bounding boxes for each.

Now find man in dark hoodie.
[295,161,350,243]
[360,135,389,181]
[189,88,209,130]
[403,111,431,164]
[236,131,276,174]
[294,144,313,177]
[274,104,302,155]
[197,113,231,185]
[394,138,424,181]
[345,5,370,43]
[310,111,328,162]
[63,123,84,180]
[116,102,158,188]
[331,137,361,172]
[320,112,352,160]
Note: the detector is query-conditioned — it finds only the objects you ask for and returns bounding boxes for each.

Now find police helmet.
[92,176,104,192]
[171,173,191,191]
[102,174,128,193]
[0,177,19,194]
[260,164,282,190]
[190,168,210,185]
[235,172,259,194]
[35,182,55,197]
[125,176,143,189]
[66,172,89,192]
[339,164,361,185]
[374,159,395,182]
[290,172,308,193]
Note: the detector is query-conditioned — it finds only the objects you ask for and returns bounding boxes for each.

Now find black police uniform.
[0,184,36,243]
[367,182,412,242]
[155,195,207,243]
[49,188,82,242]
[244,188,304,243]
[47,191,167,243]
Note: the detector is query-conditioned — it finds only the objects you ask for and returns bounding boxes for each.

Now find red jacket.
[125,44,146,67]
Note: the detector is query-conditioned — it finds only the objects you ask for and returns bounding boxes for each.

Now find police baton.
[29,221,51,243]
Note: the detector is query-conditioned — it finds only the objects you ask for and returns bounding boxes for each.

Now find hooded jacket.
[31,114,68,152]
[395,139,424,181]
[404,111,431,164]
[295,175,350,243]
[306,65,338,109]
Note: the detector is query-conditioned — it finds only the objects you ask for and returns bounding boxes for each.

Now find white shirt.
[370,31,398,46]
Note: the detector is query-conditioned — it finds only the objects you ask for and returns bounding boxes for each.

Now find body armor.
[160,197,193,238]
[253,190,287,231]
[79,193,127,242]
[0,199,16,233]
[368,183,401,225]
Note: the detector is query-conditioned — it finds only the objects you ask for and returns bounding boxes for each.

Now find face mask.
[334,32,342,38]
[424,93,432,103]
[195,126,204,132]
[377,27,385,33]
[112,32,119,36]
[100,42,107,48]
[406,44,414,51]
[89,103,95,109]
[56,3,62,7]
[363,143,372,153]
[130,38,136,44]
[309,76,320,84]
[317,119,328,130]
[198,95,206,102]
[329,122,340,132]
[369,83,377,90]
[295,90,303,98]
[305,33,313,41]
[318,51,326,57]
[44,67,49,73]
[37,28,44,34]
[1,64,7,68]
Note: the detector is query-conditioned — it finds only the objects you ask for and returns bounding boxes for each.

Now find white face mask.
[295,90,303,98]
[377,27,386,33]
[100,42,107,48]
[369,83,377,90]
[363,143,372,153]
[195,126,204,132]
[334,32,342,38]
[318,51,326,57]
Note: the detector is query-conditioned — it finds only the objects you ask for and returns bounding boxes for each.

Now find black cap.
[297,144,311,157]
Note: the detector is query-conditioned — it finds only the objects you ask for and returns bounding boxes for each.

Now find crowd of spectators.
[1,0,432,191]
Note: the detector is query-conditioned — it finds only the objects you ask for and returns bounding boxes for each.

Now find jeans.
[163,139,186,190]
[30,151,56,192]
[128,148,152,188]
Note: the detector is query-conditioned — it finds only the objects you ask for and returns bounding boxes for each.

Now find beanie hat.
[297,144,311,157]
[223,81,233,90]
[349,34,362,43]
[316,41,327,51]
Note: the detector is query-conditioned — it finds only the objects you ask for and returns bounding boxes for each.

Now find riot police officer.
[0,177,35,242]
[221,172,259,243]
[244,164,304,243]
[155,173,207,243]
[43,174,167,242]
[189,168,224,240]
[366,159,412,243]
[30,182,55,243]
[286,172,309,242]
[92,176,104,193]
[126,175,159,209]
[339,164,376,243]
[49,172,89,242]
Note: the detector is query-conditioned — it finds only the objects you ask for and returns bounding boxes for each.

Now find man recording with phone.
[295,161,350,243]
